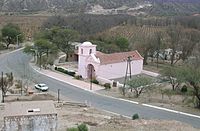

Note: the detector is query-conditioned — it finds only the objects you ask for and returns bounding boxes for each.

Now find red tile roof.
[96,50,143,65]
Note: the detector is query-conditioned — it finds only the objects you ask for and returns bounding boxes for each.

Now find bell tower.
[78,42,96,78]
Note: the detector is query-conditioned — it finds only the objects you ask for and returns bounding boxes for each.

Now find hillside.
[0,16,48,39]
[1,0,200,16]
[97,25,166,42]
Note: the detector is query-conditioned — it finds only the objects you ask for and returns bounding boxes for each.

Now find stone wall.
[4,114,57,131]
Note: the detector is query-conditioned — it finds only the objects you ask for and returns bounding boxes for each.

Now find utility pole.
[21,80,23,95]
[16,34,21,48]
[39,53,42,70]
[58,89,60,103]
[1,72,4,103]
[90,67,92,90]
[122,56,132,96]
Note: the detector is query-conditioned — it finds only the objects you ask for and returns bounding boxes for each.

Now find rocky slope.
[1,0,200,16]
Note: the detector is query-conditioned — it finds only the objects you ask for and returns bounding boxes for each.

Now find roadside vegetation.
[0,23,24,49]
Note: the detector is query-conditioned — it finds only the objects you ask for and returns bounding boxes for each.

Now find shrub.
[75,75,82,80]
[104,83,111,90]
[118,86,126,95]
[55,67,75,77]
[91,79,99,84]
[132,113,139,120]
[15,80,22,89]
[67,127,79,131]
[0,43,6,50]
[68,71,76,77]
[78,123,88,131]
[56,67,66,73]
[181,85,188,93]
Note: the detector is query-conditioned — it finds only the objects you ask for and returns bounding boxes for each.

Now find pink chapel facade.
[78,41,144,80]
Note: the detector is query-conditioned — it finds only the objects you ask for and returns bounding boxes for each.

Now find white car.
[35,83,49,91]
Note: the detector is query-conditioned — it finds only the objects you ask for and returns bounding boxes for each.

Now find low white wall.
[96,76,113,85]
[141,70,159,77]
[4,114,57,131]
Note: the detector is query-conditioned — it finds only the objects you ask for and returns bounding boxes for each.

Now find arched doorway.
[87,64,95,79]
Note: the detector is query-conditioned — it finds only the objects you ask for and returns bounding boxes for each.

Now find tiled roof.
[96,50,143,65]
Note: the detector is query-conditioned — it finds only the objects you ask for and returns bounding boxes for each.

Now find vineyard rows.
[100,25,166,41]
[0,16,48,40]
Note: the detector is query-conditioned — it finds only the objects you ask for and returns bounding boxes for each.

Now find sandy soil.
[0,93,199,131]
[57,102,199,131]
[97,85,200,116]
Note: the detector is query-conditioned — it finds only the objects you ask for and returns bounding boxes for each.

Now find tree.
[1,23,23,48]
[36,39,56,67]
[136,33,156,65]
[23,45,36,59]
[180,29,200,62]
[115,36,129,52]
[161,67,183,91]
[176,66,200,108]
[41,15,67,30]
[91,40,120,54]
[0,72,14,103]
[127,76,153,97]
[51,28,79,62]
[154,31,164,68]
[166,24,183,66]
[24,38,58,68]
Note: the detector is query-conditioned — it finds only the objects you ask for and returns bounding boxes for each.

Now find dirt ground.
[97,84,200,116]
[58,102,199,131]
[0,93,199,131]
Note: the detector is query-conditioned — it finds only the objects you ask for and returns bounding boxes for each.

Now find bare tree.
[161,67,182,91]
[180,29,200,62]
[154,31,164,68]
[1,72,14,102]
[166,24,183,66]
[127,76,153,97]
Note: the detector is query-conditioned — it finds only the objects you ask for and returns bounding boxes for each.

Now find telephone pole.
[90,67,93,90]
[122,56,132,96]
[58,89,60,103]
[1,72,4,103]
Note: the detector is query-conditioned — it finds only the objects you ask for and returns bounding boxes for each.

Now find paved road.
[1,49,200,128]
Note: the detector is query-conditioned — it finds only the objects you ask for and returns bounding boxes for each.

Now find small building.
[58,42,81,63]
[164,48,182,60]
[78,42,144,80]
[3,101,57,131]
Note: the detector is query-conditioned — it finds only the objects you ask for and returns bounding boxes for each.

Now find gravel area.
[0,92,199,131]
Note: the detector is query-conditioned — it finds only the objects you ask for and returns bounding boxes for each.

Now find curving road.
[1,49,200,128]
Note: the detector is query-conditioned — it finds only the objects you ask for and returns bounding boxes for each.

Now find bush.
[56,67,66,73]
[15,80,22,89]
[55,67,75,77]
[0,43,6,50]
[75,75,82,80]
[68,71,76,77]
[78,123,88,131]
[67,127,79,131]
[91,79,99,84]
[181,85,188,93]
[104,83,111,90]
[132,113,139,120]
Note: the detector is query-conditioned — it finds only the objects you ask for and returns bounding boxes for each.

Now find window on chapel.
[89,49,92,54]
